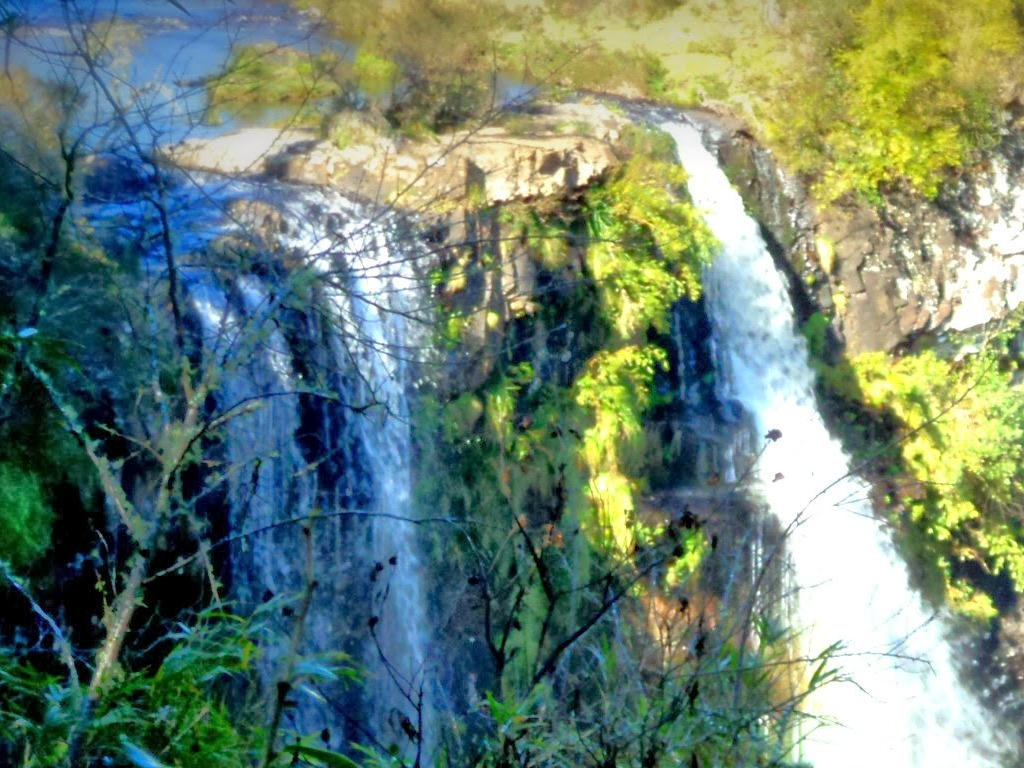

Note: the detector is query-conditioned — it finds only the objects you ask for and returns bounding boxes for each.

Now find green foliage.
[0,146,44,244]
[575,345,667,548]
[586,126,713,331]
[0,606,270,767]
[300,0,508,132]
[820,332,1024,620]
[350,50,400,98]
[1,595,363,767]
[500,205,572,271]
[206,43,346,123]
[570,128,715,550]
[510,34,675,100]
[321,108,389,150]
[0,464,51,569]
[801,311,831,363]
[282,744,360,768]
[419,357,808,765]
[0,646,69,767]
[0,339,98,577]
[473,590,821,768]
[423,127,715,558]
[770,0,1024,203]
[544,0,685,23]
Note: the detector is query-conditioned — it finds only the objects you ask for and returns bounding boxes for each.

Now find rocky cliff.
[163,102,625,211]
[163,100,1024,356]
[707,114,1024,354]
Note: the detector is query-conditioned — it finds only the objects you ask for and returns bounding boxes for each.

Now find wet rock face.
[707,116,1024,354]
[815,163,1024,353]
[269,127,618,209]
[816,192,955,353]
[82,152,161,202]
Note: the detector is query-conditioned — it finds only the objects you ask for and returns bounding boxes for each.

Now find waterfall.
[662,119,1015,767]
[103,175,437,757]
[276,190,436,756]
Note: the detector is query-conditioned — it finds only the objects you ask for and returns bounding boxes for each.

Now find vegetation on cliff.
[414,127,818,766]
[813,317,1024,621]
[769,0,1024,204]
[3,0,1024,765]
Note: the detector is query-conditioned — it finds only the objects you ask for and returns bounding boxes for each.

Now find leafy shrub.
[770,0,1024,204]
[584,126,713,340]
[820,333,1024,620]
[300,0,508,132]
[509,35,675,100]
[206,43,346,123]
[544,0,684,23]
[0,606,276,768]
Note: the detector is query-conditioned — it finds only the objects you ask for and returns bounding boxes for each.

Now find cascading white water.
[102,174,438,755]
[663,119,1015,767]
[278,190,436,755]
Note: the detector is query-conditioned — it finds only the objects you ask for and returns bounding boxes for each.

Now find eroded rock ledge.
[163,102,626,210]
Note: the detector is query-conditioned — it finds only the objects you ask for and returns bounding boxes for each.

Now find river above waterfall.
[7,0,533,144]
[8,0,333,140]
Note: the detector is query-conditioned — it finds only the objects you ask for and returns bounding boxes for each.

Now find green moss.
[801,311,832,364]
[0,463,51,569]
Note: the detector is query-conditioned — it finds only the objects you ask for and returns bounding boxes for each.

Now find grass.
[504,0,793,118]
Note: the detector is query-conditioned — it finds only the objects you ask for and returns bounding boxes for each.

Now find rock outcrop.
[161,127,316,176]
[703,114,1024,354]
[158,102,629,394]
[163,102,625,211]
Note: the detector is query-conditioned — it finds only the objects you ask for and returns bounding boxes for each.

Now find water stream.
[663,119,1015,767]
[88,174,437,757]
[9,0,332,141]
[60,4,1022,751]
[275,189,436,757]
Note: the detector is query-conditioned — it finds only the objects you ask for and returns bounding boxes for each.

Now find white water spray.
[281,191,436,754]
[663,120,1013,767]
[134,177,437,756]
